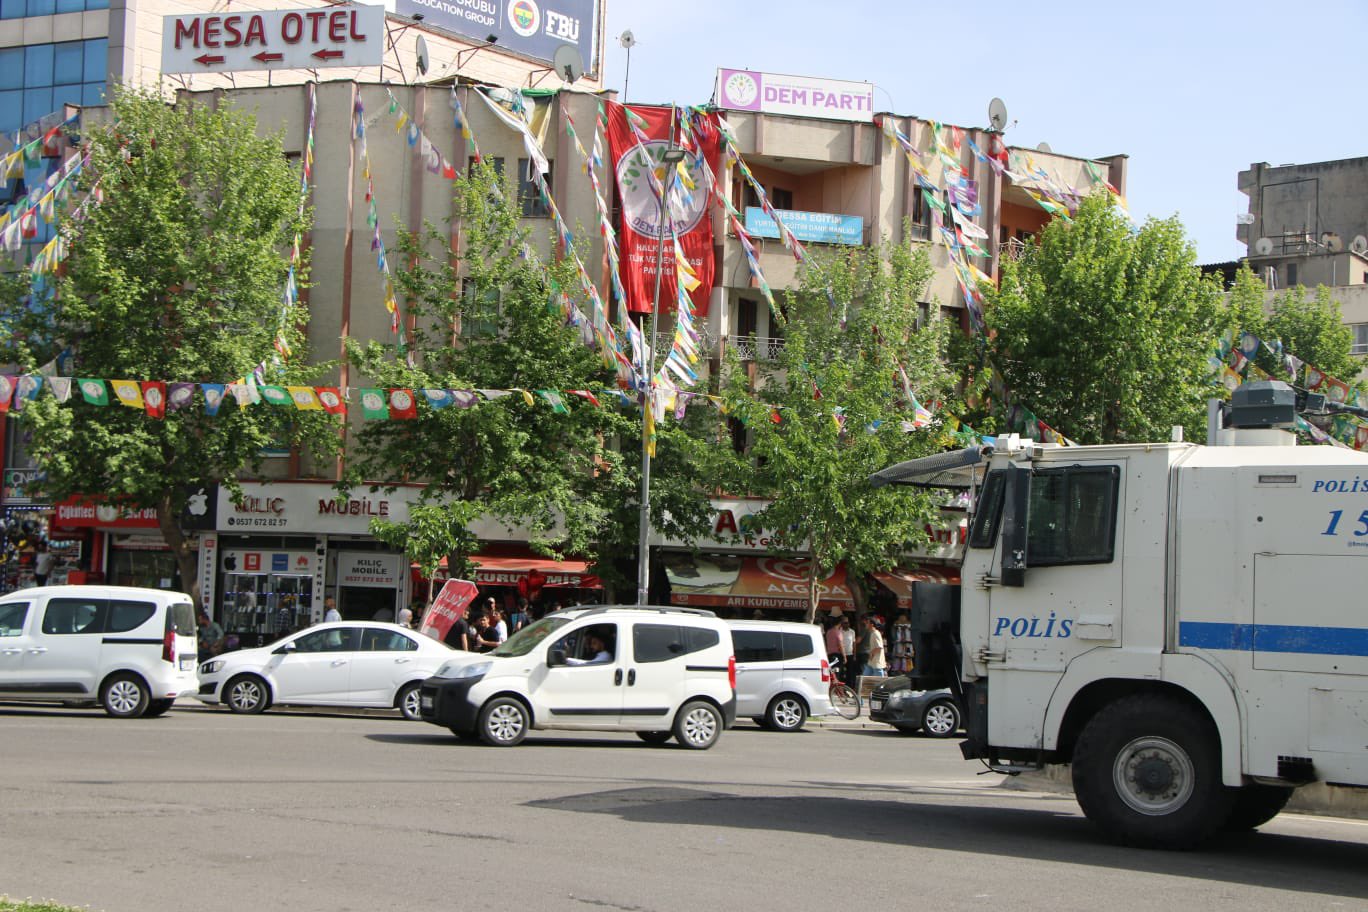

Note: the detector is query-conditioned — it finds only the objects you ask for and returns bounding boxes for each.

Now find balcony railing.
[725,335,785,361]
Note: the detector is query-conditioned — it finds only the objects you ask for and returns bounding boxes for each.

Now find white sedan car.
[196,622,453,720]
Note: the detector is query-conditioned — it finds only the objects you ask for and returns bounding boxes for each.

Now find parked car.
[0,585,199,718]
[196,621,452,720]
[727,619,834,732]
[868,677,962,737]
[420,606,736,749]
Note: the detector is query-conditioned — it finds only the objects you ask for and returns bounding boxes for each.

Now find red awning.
[873,567,961,607]
[666,555,853,610]
[428,554,602,589]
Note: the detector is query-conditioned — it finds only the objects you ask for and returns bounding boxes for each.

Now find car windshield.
[491,616,569,657]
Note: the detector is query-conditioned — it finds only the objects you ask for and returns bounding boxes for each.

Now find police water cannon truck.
[870,380,1368,849]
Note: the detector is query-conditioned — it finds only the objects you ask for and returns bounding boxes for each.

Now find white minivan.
[420,606,737,749]
[0,585,199,717]
[728,620,834,731]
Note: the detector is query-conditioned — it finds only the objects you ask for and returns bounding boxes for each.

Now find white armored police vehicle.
[871,381,1368,849]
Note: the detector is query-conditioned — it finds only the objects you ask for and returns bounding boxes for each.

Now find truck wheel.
[1071,694,1234,850]
[1224,785,1293,832]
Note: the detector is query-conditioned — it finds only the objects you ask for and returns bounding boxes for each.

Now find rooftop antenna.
[415,34,429,77]
[1254,237,1274,256]
[619,30,636,102]
[1351,235,1368,256]
[987,97,1008,133]
[553,44,584,85]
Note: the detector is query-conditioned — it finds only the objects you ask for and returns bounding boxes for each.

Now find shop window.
[361,628,418,651]
[106,599,155,633]
[1027,466,1120,566]
[732,629,783,663]
[42,597,104,634]
[0,602,29,636]
[517,157,552,217]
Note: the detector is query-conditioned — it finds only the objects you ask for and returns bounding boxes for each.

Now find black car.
[868,677,962,738]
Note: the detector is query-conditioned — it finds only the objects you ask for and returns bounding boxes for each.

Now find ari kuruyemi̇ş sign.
[162,5,385,74]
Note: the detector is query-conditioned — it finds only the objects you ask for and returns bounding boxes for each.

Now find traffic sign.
[161,5,386,74]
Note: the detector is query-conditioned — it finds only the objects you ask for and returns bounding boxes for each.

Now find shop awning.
[666,555,853,610]
[873,567,961,607]
[429,554,601,589]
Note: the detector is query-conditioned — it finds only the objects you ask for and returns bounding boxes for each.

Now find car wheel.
[225,674,270,714]
[143,699,175,718]
[479,697,529,746]
[765,694,808,732]
[101,673,150,718]
[1072,694,1234,849]
[1224,785,1294,831]
[397,683,422,721]
[921,699,961,738]
[673,700,722,750]
[636,731,673,745]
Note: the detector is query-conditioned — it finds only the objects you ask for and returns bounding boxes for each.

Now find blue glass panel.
[25,0,55,16]
[0,48,22,89]
[0,0,27,20]
[0,89,22,133]
[52,84,82,108]
[82,38,107,84]
[22,86,53,126]
[25,44,53,86]
[86,0,108,9]
[53,42,82,85]
[80,81,104,107]
[55,0,84,12]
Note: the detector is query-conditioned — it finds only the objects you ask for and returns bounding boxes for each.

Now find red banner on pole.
[419,578,479,643]
[605,102,719,317]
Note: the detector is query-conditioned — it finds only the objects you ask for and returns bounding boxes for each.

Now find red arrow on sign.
[194,54,225,66]
[252,52,283,64]
[312,48,343,61]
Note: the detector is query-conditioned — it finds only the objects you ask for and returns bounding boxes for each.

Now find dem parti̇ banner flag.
[606,102,719,316]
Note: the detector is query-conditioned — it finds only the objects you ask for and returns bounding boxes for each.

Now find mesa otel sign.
[162,5,385,74]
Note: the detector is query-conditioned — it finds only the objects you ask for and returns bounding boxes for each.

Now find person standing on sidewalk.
[825,619,848,681]
[839,618,856,685]
[860,615,887,678]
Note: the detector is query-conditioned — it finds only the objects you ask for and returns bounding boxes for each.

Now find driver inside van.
[565,633,612,666]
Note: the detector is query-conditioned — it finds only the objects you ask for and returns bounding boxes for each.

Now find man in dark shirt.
[444,612,473,651]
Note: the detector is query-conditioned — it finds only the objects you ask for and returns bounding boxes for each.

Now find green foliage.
[982,194,1225,444]
[346,163,720,588]
[1225,265,1359,388]
[720,240,953,620]
[0,88,338,596]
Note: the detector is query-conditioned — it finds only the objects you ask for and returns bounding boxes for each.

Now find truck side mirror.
[1000,465,1029,587]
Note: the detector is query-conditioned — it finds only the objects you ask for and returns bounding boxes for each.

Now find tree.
[1226,265,1358,385]
[344,163,720,595]
[720,239,954,622]
[983,194,1226,444]
[0,89,338,601]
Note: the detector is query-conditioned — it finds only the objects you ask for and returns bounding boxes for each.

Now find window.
[770,187,793,210]
[460,278,500,338]
[970,470,1006,548]
[517,157,552,217]
[0,38,106,133]
[42,597,105,634]
[1352,324,1368,356]
[553,622,616,664]
[732,630,783,663]
[361,629,418,651]
[685,627,719,653]
[781,632,814,660]
[106,600,155,633]
[0,602,29,636]
[168,602,196,637]
[294,628,355,653]
[632,623,718,663]
[1285,263,1298,287]
[1027,466,1120,566]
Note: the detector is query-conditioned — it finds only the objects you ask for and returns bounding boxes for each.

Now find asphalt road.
[1,703,1366,912]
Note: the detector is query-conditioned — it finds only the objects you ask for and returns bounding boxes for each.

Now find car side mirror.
[273,641,297,656]
[548,647,566,667]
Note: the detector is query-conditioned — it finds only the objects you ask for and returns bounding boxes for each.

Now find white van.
[728,620,834,731]
[420,606,736,749]
[0,585,199,717]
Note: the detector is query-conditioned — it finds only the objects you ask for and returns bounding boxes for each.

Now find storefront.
[50,498,169,589]
[427,549,603,614]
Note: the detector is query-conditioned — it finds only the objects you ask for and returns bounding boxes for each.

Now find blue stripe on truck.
[1180,622,1368,657]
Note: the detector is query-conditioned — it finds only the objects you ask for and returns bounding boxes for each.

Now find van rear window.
[107,600,156,633]
[167,602,196,637]
[782,632,814,660]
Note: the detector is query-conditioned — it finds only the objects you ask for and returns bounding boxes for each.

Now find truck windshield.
[492,616,569,657]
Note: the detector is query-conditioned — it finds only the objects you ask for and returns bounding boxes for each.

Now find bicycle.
[827,656,862,719]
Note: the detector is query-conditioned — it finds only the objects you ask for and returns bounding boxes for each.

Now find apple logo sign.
[188,489,208,516]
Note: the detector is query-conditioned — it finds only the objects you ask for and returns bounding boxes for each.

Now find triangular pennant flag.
[518,389,536,407]
[201,383,226,416]
[228,383,253,408]
[141,381,166,419]
[287,386,322,410]
[568,389,600,408]
[451,390,479,409]
[12,375,41,411]
[358,389,388,420]
[48,376,72,403]
[111,380,143,409]
[316,387,346,415]
[388,389,417,420]
[167,382,195,413]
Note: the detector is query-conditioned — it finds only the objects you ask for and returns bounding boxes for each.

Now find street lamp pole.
[636,123,684,606]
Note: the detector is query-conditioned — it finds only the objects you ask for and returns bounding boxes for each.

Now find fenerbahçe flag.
[606,102,719,317]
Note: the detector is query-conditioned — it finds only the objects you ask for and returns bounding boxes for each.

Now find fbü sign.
[161,5,385,73]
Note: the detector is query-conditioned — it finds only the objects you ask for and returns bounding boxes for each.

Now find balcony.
[724,335,785,361]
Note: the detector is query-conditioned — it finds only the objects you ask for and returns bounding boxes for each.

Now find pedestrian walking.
[33,544,54,587]
[860,615,887,678]
[323,596,341,623]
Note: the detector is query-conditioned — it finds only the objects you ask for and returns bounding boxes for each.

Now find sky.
[595,0,1367,265]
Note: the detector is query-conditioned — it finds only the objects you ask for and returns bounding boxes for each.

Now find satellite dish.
[1254,237,1274,256]
[414,35,429,76]
[1036,141,1052,153]
[1320,231,1343,253]
[1351,235,1368,255]
[988,97,1008,132]
[619,29,636,49]
[553,44,584,84]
